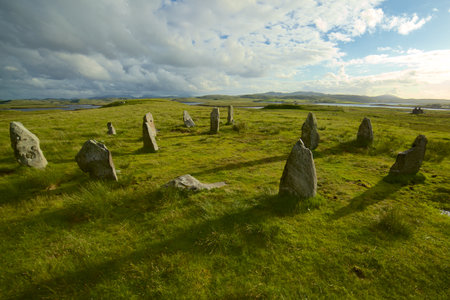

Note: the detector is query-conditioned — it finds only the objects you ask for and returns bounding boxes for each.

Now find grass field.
[0,99,449,299]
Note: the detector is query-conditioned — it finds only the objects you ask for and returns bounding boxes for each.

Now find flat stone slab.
[75,139,118,181]
[10,121,48,169]
[164,174,226,191]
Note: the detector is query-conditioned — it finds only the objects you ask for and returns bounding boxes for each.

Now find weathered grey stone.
[143,122,159,152]
[227,105,234,125]
[75,140,117,181]
[210,107,220,133]
[107,122,116,135]
[412,107,424,114]
[143,112,157,136]
[279,139,317,198]
[301,112,319,150]
[164,174,226,191]
[356,117,373,146]
[183,110,195,127]
[389,135,427,175]
[9,122,47,169]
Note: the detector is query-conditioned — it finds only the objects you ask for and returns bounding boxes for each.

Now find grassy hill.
[0,99,449,299]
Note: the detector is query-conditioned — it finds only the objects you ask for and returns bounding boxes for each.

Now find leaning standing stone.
[143,112,157,136]
[301,112,319,150]
[227,105,234,125]
[279,139,317,198]
[183,110,195,127]
[356,117,373,146]
[107,122,116,135]
[210,107,220,133]
[389,135,427,175]
[143,123,159,152]
[75,140,118,181]
[9,122,48,169]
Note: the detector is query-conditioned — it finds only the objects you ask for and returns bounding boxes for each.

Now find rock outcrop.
[301,112,319,150]
[389,135,427,175]
[210,107,220,133]
[183,110,195,127]
[164,174,226,191]
[279,139,317,198]
[75,140,118,181]
[356,117,373,146]
[10,122,48,169]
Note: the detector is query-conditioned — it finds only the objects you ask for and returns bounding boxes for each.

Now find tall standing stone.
[227,105,234,125]
[143,123,159,152]
[75,140,118,181]
[9,122,48,169]
[183,110,195,128]
[356,117,373,146]
[107,122,116,135]
[210,107,220,133]
[389,135,427,175]
[143,112,157,137]
[279,139,317,198]
[301,112,319,150]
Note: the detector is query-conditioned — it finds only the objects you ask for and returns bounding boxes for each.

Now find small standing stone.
[164,174,226,191]
[143,122,159,152]
[227,105,234,125]
[75,140,118,181]
[389,135,427,175]
[210,107,220,133]
[143,112,157,136]
[279,139,317,198]
[9,122,48,169]
[356,117,373,146]
[412,107,424,114]
[183,110,195,128]
[107,122,116,135]
[301,112,319,150]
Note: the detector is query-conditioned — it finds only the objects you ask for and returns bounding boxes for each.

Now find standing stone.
[183,110,195,128]
[9,122,48,169]
[143,123,159,152]
[107,122,116,135]
[210,107,220,133]
[389,135,427,175]
[301,112,319,150]
[356,117,373,146]
[227,105,234,125]
[75,140,118,181]
[143,112,157,136]
[279,139,317,198]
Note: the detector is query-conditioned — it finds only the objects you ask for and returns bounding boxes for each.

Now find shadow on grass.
[316,140,370,157]
[330,174,425,220]
[191,155,287,176]
[11,191,321,299]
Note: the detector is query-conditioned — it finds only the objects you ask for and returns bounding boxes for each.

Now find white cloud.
[383,13,432,35]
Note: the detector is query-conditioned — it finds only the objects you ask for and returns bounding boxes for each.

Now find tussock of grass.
[375,208,413,238]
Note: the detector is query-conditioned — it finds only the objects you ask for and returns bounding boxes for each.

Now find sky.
[1,0,449,100]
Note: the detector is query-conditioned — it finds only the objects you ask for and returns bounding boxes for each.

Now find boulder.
[210,107,220,133]
[143,112,157,136]
[9,122,48,169]
[164,174,226,191]
[412,107,424,114]
[356,117,373,146]
[227,105,234,125]
[279,139,317,198]
[75,140,118,181]
[143,122,159,152]
[107,122,116,135]
[389,135,427,175]
[301,112,319,150]
[183,110,195,127]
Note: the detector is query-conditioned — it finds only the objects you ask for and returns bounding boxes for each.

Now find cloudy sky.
[1,0,449,100]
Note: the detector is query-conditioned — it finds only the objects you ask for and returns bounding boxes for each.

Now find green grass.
[0,100,449,299]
